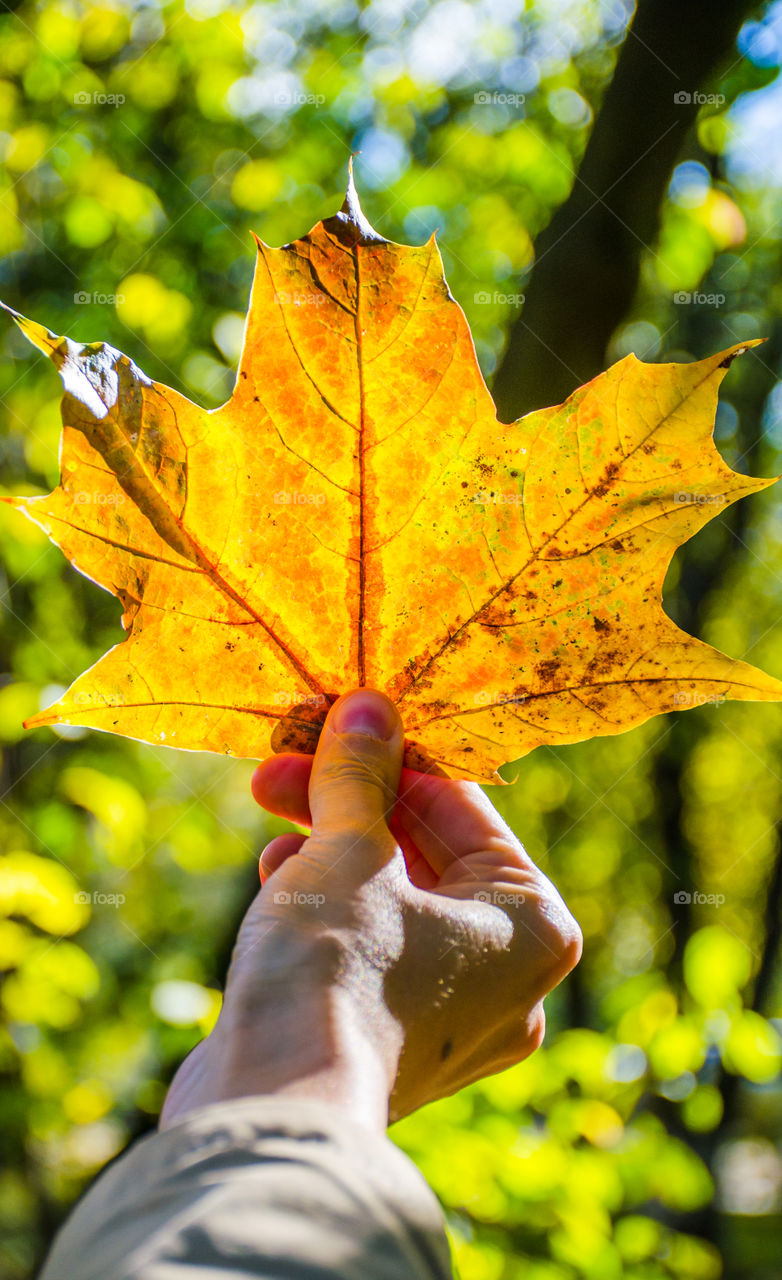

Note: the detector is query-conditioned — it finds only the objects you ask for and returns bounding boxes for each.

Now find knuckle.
[318,753,395,797]
[310,822,400,880]
[542,907,583,985]
[529,1005,547,1052]
[561,915,583,971]
[493,1005,547,1072]
[512,1005,546,1059]
[521,890,583,989]
[319,818,393,852]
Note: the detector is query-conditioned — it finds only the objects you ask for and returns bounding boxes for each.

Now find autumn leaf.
[3,174,781,782]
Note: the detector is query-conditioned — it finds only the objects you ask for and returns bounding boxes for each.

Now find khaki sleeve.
[38,1097,454,1280]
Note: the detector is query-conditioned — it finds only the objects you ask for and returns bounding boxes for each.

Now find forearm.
[40,1097,454,1280]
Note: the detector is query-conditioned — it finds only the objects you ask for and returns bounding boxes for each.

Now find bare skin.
[161,690,582,1132]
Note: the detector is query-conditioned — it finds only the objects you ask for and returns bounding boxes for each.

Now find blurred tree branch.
[652,316,782,1250]
[491,0,758,421]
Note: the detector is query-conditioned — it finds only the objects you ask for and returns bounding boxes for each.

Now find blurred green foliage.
[2,1,782,1278]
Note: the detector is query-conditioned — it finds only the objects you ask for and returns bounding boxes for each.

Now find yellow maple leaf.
[4,174,781,781]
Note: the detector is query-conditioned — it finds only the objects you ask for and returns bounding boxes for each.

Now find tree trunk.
[491,0,757,421]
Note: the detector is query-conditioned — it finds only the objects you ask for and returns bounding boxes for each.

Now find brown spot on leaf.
[592,462,620,499]
[719,353,738,369]
[402,739,450,776]
[537,658,561,685]
[270,697,333,755]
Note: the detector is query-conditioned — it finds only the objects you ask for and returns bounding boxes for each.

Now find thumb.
[308,690,404,860]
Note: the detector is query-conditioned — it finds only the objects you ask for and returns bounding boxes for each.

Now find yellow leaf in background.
[0,851,89,934]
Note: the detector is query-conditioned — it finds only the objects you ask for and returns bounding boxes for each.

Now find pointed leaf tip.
[2,304,65,363]
[23,709,57,730]
[336,157,386,245]
[716,337,765,370]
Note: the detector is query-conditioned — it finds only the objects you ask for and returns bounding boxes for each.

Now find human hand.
[161,690,581,1131]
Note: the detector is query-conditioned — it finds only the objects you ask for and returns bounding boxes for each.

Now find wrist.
[197,927,400,1132]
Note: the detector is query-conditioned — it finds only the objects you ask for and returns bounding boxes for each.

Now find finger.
[259,832,307,883]
[389,812,439,890]
[392,773,528,875]
[308,691,404,861]
[252,754,312,826]
[252,755,437,883]
[254,751,528,877]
